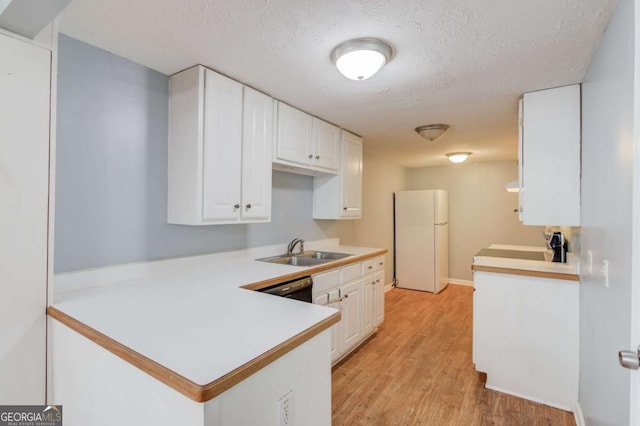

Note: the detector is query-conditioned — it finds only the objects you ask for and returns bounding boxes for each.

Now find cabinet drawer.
[362,260,374,275]
[374,256,385,270]
[341,263,362,283]
[313,269,341,294]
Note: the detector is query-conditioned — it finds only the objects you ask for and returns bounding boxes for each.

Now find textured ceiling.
[57,0,616,167]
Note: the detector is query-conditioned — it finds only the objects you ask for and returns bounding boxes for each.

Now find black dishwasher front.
[257,276,313,303]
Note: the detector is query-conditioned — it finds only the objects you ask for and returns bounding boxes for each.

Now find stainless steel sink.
[257,251,351,267]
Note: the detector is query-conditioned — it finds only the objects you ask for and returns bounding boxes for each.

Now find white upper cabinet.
[274,101,340,174]
[520,84,581,226]
[312,118,341,171]
[313,131,363,220]
[274,101,313,167]
[241,87,273,220]
[168,66,273,225]
[201,69,243,222]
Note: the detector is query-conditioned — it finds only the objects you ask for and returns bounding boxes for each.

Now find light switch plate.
[602,259,609,288]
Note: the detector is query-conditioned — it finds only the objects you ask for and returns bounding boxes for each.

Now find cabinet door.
[329,300,342,363]
[341,279,363,353]
[341,131,363,218]
[275,102,313,166]
[241,87,273,221]
[312,118,340,171]
[521,85,580,226]
[363,276,374,337]
[374,270,385,327]
[202,69,243,221]
[517,99,524,221]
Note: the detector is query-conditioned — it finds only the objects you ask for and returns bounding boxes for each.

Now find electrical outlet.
[278,390,294,426]
[586,250,593,275]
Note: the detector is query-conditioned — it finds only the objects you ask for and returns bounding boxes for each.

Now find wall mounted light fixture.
[504,180,520,192]
[331,38,392,81]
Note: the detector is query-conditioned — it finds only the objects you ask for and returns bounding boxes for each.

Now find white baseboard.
[484,383,573,412]
[384,282,394,292]
[448,278,474,287]
[574,401,585,426]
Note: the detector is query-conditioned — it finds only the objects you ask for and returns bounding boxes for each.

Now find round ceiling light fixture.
[331,38,392,81]
[415,124,450,141]
[446,152,472,163]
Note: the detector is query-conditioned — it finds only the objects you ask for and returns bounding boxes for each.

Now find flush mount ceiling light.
[446,152,472,163]
[331,38,392,81]
[415,124,450,141]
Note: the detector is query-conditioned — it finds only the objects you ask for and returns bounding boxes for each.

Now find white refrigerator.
[394,190,449,293]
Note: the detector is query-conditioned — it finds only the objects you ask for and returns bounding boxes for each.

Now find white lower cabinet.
[473,270,578,410]
[313,257,385,365]
[340,279,363,353]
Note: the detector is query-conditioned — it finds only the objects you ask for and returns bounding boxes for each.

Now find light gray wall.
[579,0,634,422]
[407,161,547,281]
[54,35,351,272]
[347,151,407,285]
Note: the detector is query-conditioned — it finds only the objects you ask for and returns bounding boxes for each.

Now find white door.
[312,118,340,171]
[241,87,273,220]
[202,69,243,221]
[328,300,342,363]
[275,102,313,166]
[341,132,363,218]
[0,33,50,403]
[341,280,362,353]
[395,191,436,292]
[374,270,385,326]
[363,278,374,336]
[626,6,640,419]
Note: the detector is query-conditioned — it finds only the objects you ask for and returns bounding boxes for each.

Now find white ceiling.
[57,0,616,167]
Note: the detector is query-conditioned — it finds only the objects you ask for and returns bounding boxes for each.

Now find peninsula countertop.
[471,244,579,281]
[48,241,387,402]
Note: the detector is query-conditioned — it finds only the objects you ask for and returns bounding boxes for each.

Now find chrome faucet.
[287,238,305,256]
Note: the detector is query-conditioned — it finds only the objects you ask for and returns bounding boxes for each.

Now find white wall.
[579,0,635,423]
[407,161,547,282]
[345,150,406,285]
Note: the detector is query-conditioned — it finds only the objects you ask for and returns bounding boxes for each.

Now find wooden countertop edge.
[47,306,341,403]
[471,264,579,281]
[242,249,388,290]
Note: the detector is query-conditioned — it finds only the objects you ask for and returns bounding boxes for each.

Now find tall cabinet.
[168,66,273,225]
[312,131,363,219]
[0,32,51,403]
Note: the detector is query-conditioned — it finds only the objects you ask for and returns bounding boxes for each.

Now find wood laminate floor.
[331,285,575,426]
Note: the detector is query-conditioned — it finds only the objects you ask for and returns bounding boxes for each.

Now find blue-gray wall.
[579,0,634,423]
[55,35,352,273]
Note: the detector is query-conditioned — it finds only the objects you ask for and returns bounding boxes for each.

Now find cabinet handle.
[368,266,373,270]
[315,155,320,160]
[246,204,252,209]
[234,204,240,209]
[376,279,381,283]
[344,294,349,299]
[343,207,359,211]
[379,262,384,266]
[308,154,313,159]
[513,209,518,213]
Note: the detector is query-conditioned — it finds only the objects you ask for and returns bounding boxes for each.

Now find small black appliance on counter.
[547,232,568,263]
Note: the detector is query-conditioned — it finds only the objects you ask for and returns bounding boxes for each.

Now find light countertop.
[49,241,386,402]
[472,244,579,280]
